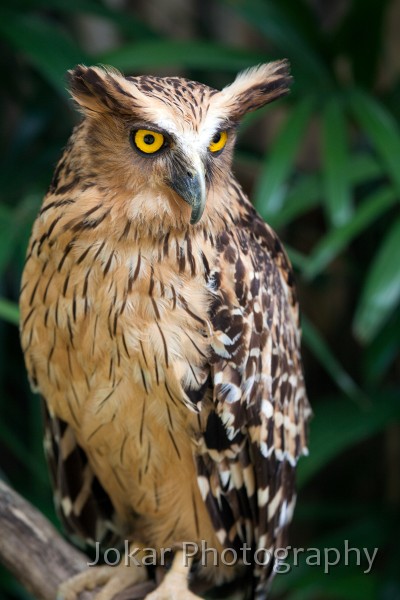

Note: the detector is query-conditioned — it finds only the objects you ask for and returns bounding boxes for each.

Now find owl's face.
[68,62,291,231]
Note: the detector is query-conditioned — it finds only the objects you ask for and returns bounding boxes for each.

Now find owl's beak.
[168,162,206,225]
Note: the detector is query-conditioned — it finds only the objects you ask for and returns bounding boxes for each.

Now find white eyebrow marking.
[152,112,227,158]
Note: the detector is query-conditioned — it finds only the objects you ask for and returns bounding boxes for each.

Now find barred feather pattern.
[194,193,310,596]
[42,400,122,547]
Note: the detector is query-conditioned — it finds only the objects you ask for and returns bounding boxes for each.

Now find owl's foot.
[57,556,147,600]
[144,552,201,600]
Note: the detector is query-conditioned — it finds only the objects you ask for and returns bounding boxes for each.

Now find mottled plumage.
[20,60,310,599]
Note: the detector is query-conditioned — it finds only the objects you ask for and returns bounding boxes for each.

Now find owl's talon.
[144,583,201,600]
[144,551,201,600]
[57,560,147,600]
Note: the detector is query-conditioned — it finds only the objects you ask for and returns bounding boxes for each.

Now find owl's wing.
[196,207,311,593]
[42,400,120,548]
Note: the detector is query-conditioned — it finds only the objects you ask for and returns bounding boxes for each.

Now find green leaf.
[363,310,400,384]
[98,41,266,73]
[301,316,364,402]
[268,172,321,229]
[346,152,385,182]
[17,0,155,39]
[254,97,314,219]
[269,153,383,230]
[340,0,392,88]
[297,390,400,487]
[0,298,19,326]
[275,570,379,600]
[285,245,310,273]
[0,11,88,93]
[271,510,386,597]
[0,417,47,485]
[0,205,16,273]
[348,89,400,197]
[353,217,400,343]
[321,99,353,226]
[304,185,397,280]
[239,104,278,136]
[224,0,329,84]
[0,195,42,279]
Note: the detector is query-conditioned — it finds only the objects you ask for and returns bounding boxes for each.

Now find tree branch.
[0,479,156,600]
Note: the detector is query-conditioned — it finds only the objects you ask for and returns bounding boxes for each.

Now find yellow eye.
[209,130,227,153]
[133,129,165,154]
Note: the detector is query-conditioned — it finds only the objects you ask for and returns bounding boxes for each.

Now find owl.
[19,60,310,600]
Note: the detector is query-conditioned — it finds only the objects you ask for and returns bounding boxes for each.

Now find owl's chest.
[21,235,213,450]
[21,233,221,536]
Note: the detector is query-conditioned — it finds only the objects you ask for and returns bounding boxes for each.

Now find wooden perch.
[0,479,156,600]
[0,480,243,600]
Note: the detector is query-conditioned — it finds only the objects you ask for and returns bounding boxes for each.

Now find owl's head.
[68,61,291,230]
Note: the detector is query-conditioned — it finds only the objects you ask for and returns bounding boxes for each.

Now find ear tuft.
[218,59,292,120]
[67,64,132,116]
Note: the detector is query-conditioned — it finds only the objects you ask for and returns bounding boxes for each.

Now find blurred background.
[1,0,400,598]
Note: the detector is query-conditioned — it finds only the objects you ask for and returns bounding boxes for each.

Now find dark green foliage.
[0,1,399,598]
